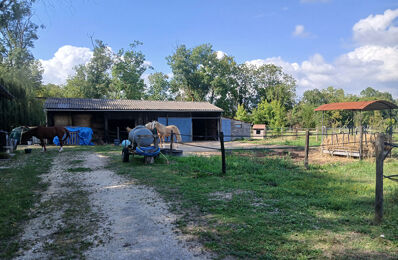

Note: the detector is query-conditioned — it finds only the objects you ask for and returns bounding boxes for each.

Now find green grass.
[240,135,322,148]
[103,148,398,259]
[67,167,92,173]
[0,149,56,259]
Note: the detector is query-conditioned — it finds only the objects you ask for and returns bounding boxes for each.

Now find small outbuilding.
[314,100,398,158]
[252,124,266,139]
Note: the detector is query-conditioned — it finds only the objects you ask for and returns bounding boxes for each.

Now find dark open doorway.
[108,119,135,141]
[192,119,218,141]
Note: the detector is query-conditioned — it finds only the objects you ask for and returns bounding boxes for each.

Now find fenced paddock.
[106,137,398,259]
[3,133,398,259]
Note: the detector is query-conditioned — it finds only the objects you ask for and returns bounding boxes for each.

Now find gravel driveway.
[16,151,209,259]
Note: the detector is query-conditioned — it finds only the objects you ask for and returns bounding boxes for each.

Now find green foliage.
[0,149,55,258]
[111,41,149,99]
[0,73,45,131]
[234,104,251,122]
[0,0,45,130]
[0,0,41,67]
[297,103,317,128]
[108,149,398,259]
[252,99,286,128]
[65,40,151,99]
[146,72,170,100]
[36,83,64,98]
[167,44,214,101]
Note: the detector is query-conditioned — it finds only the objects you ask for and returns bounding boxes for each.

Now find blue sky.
[32,0,398,97]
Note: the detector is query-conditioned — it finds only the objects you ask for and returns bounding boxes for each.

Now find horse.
[21,126,70,152]
[145,121,182,148]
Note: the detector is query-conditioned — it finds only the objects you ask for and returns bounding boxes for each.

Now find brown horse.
[21,126,70,152]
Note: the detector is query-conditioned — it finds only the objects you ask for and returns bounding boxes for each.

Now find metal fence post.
[220,132,226,175]
[170,130,174,152]
[375,133,385,223]
[359,126,363,160]
[304,130,310,169]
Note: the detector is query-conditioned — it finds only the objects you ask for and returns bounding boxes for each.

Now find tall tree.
[146,72,170,100]
[111,41,149,99]
[234,104,250,122]
[0,0,45,129]
[84,40,113,98]
[0,0,40,67]
[255,64,296,109]
[167,44,214,101]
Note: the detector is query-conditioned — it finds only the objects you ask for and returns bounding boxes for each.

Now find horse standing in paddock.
[145,121,182,148]
[21,126,70,152]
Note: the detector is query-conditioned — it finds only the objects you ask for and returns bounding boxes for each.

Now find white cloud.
[216,50,227,59]
[353,9,398,46]
[292,25,310,38]
[40,45,93,85]
[246,9,398,97]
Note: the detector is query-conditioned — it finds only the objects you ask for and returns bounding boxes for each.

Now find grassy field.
[0,148,56,259]
[102,146,398,259]
[241,135,322,148]
[2,144,398,259]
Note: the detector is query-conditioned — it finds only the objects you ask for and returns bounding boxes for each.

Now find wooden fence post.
[220,132,226,175]
[304,130,310,169]
[263,126,267,139]
[375,133,385,223]
[170,130,174,152]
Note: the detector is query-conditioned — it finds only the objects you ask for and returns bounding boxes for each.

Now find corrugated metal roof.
[44,98,224,112]
[314,100,398,111]
[252,124,266,129]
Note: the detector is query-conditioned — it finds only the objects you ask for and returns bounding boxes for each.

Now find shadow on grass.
[107,148,398,258]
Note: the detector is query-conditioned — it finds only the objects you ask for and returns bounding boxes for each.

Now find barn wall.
[221,118,232,141]
[230,119,251,140]
[158,117,192,142]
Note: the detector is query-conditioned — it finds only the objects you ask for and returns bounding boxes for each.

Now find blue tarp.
[53,126,94,146]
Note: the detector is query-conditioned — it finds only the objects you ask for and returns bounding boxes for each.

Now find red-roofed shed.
[314,100,398,111]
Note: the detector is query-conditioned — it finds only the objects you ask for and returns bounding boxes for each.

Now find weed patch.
[67,167,92,173]
[0,149,55,259]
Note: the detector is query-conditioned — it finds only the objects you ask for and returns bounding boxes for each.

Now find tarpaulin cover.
[53,126,94,146]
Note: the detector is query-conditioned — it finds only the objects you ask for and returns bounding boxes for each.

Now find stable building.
[44,98,224,142]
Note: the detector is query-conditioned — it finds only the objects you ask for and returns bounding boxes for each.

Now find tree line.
[1,0,397,131]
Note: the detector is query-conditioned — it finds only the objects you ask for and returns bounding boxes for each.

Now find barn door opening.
[192,119,218,141]
[108,119,135,141]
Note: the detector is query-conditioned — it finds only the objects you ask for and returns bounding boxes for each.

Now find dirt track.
[16,151,209,259]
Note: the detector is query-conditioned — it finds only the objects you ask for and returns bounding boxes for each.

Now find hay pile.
[321,133,377,157]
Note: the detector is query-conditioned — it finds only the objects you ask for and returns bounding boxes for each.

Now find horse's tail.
[62,128,70,142]
[172,126,182,142]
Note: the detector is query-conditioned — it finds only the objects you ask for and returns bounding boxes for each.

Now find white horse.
[145,121,182,148]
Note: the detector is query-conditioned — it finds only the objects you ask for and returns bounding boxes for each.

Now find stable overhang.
[44,97,224,113]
